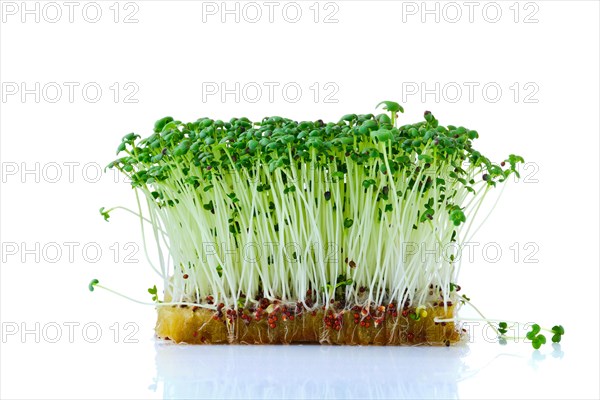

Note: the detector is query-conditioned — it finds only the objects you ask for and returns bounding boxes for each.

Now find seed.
[183,274,189,279]
[259,298,269,309]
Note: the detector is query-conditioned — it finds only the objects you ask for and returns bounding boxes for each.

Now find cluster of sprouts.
[91,101,564,347]
[99,101,519,308]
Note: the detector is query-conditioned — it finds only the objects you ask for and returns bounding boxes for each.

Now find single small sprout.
[551,325,565,343]
[526,323,551,349]
[376,100,404,113]
[88,279,99,292]
[148,285,159,302]
[498,322,508,335]
[99,207,110,222]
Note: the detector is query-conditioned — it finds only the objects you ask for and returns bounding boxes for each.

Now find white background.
[1,1,599,399]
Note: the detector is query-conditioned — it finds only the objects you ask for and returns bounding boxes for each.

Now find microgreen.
[326,275,353,291]
[498,322,508,335]
[526,324,547,349]
[531,334,547,350]
[88,279,99,292]
[551,325,565,343]
[148,285,159,302]
[99,207,110,222]
[93,101,540,345]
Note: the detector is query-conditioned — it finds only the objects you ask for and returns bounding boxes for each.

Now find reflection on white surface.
[153,342,473,399]
[0,330,587,399]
